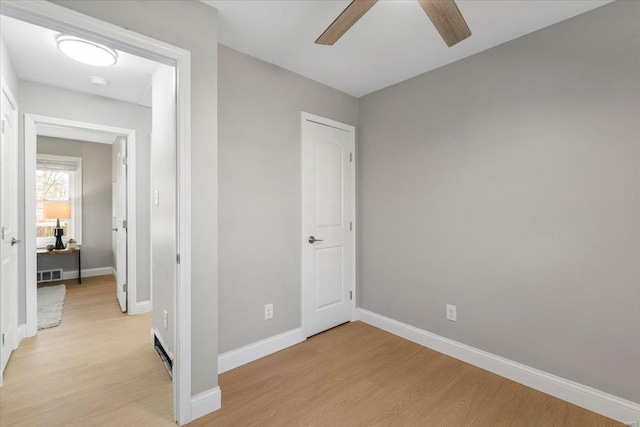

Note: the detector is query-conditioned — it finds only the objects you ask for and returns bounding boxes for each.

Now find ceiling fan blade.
[417,0,471,47]
[316,0,378,45]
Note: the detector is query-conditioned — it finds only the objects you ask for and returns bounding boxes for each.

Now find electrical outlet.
[163,310,168,329]
[264,303,273,320]
[446,304,457,322]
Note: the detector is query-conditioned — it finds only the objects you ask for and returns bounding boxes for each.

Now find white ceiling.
[206,0,613,97]
[0,15,158,107]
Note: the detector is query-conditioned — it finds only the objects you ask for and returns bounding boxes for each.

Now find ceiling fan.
[316,0,471,47]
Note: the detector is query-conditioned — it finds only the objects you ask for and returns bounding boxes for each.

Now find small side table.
[36,247,82,284]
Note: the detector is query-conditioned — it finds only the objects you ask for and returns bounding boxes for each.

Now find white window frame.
[36,154,82,248]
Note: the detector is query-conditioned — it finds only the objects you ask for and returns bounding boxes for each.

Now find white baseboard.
[357,308,640,424]
[130,300,151,315]
[218,327,305,374]
[191,386,221,421]
[15,324,26,348]
[61,267,114,281]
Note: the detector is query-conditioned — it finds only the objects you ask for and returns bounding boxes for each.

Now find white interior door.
[303,115,355,337]
[1,84,19,375]
[114,137,127,312]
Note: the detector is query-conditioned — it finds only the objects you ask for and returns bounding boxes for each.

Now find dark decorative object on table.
[46,245,55,252]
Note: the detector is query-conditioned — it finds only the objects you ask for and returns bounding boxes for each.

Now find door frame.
[300,112,357,338]
[1,1,194,424]
[0,76,19,388]
[24,115,138,327]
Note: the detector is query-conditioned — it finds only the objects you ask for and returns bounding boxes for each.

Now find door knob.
[113,228,118,232]
[308,236,323,244]
[11,237,20,246]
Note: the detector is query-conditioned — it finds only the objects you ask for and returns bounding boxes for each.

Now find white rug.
[38,284,67,330]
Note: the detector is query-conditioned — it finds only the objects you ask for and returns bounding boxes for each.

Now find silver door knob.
[308,236,323,244]
[11,237,20,246]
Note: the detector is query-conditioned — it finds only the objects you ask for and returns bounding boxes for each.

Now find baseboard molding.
[191,386,221,421]
[61,267,114,281]
[16,324,26,348]
[131,300,151,315]
[357,308,640,424]
[218,327,305,374]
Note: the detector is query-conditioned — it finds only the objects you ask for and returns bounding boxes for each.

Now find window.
[36,154,82,248]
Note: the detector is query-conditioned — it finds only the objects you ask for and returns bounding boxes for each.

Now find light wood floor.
[193,321,620,427]
[1,278,621,426]
[0,275,174,427]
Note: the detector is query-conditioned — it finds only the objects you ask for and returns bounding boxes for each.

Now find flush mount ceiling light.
[57,35,117,66]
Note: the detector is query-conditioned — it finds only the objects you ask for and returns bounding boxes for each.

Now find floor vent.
[154,335,173,379]
[38,269,63,283]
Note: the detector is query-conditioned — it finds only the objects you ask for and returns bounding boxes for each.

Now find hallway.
[0,276,173,426]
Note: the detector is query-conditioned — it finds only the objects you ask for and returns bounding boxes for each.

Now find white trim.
[357,308,640,424]
[24,114,137,330]
[191,387,221,421]
[56,267,113,281]
[133,300,151,315]
[218,328,305,374]
[300,112,357,337]
[15,324,26,349]
[111,266,117,280]
[4,2,193,423]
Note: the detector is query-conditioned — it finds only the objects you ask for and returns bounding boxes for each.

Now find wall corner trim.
[218,327,305,374]
[132,300,151,315]
[356,308,640,424]
[190,386,221,421]
[16,324,26,348]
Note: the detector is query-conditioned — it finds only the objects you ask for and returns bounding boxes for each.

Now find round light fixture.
[57,35,117,67]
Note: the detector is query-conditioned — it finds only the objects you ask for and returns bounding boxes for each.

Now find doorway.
[0,2,193,423]
[0,76,19,380]
[301,112,357,338]
[25,116,138,325]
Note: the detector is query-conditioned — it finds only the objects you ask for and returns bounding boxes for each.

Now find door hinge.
[350,291,353,301]
[1,121,4,134]
[122,156,128,165]
[176,253,181,264]
[122,220,128,229]
[1,226,4,240]
[350,152,353,162]
[350,221,353,231]
[123,283,128,293]
[2,333,5,346]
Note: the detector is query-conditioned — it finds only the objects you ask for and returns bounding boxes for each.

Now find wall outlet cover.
[446,304,457,322]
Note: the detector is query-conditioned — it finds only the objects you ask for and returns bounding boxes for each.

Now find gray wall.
[52,0,220,395]
[17,81,152,314]
[358,0,640,404]
[218,45,358,353]
[151,64,177,356]
[37,136,113,272]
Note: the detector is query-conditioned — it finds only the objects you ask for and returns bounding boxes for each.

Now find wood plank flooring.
[193,321,621,427]
[0,276,174,427]
[1,277,621,426]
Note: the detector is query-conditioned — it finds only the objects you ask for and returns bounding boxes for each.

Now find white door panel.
[1,85,18,375]
[114,137,127,312]
[304,116,354,337]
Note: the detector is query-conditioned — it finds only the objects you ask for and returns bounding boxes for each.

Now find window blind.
[36,158,79,171]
